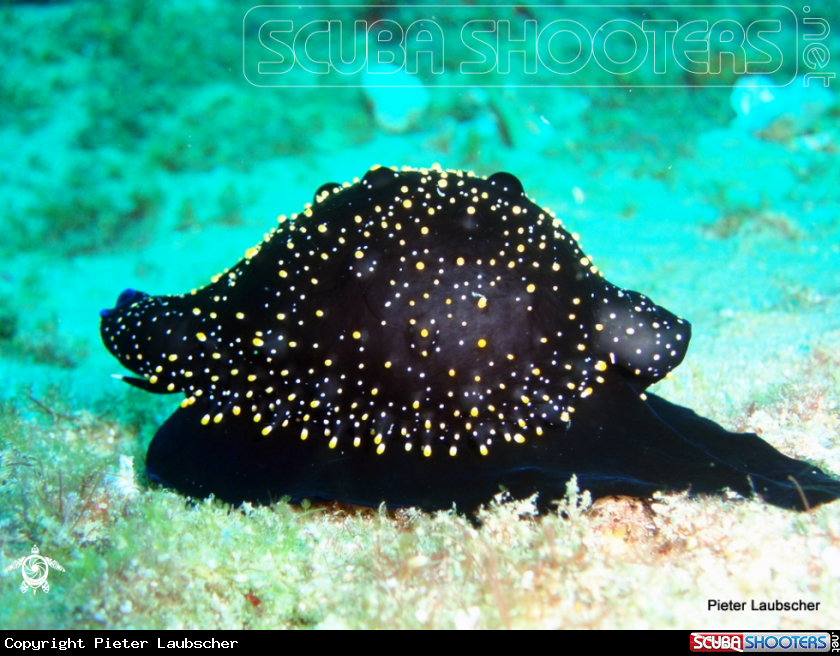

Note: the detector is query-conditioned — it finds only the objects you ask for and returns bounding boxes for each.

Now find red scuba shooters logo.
[691,632,833,652]
[691,634,744,652]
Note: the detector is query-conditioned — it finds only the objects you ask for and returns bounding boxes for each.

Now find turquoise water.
[1,0,839,627]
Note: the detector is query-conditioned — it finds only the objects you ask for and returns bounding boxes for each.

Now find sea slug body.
[100,165,840,512]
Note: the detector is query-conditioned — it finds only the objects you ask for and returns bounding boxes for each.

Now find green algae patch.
[2,395,839,629]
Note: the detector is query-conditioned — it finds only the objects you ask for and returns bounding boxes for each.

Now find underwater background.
[1,0,839,629]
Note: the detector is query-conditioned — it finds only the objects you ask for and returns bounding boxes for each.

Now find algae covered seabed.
[1,1,839,629]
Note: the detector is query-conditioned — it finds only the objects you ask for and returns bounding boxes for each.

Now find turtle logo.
[5,545,65,594]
